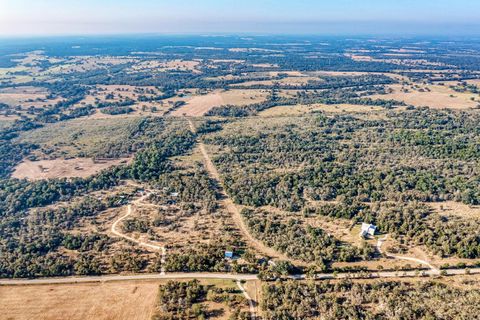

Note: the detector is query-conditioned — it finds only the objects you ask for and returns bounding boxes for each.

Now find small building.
[360,223,377,238]
[224,251,235,259]
[267,260,277,267]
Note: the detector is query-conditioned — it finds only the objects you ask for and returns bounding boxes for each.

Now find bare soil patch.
[12,158,131,180]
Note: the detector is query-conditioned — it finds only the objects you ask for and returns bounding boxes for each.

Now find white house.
[360,223,377,238]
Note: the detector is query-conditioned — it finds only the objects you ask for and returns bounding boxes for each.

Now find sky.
[1,0,480,36]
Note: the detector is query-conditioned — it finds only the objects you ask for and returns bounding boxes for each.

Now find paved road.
[0,273,258,285]
[1,268,478,286]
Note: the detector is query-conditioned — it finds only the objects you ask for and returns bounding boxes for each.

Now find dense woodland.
[0,36,480,283]
[0,194,129,277]
[242,208,375,267]
[152,280,249,320]
[0,117,201,277]
[261,279,480,320]
[206,109,480,258]
[307,201,480,259]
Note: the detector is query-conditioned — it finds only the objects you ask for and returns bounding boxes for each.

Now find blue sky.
[1,0,479,36]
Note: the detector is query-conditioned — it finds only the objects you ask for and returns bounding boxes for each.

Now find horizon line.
[2,31,480,40]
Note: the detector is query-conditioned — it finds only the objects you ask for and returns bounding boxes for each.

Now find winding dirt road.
[377,235,439,274]
[111,193,166,275]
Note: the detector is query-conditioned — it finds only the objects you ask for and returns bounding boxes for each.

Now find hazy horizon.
[1,0,480,37]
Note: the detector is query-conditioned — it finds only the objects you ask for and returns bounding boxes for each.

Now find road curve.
[377,235,439,274]
[111,193,166,274]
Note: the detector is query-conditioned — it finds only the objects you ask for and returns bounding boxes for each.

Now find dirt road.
[188,119,301,263]
[377,235,440,274]
[111,193,166,275]
[236,280,256,320]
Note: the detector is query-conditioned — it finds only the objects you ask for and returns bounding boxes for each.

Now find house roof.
[360,223,377,236]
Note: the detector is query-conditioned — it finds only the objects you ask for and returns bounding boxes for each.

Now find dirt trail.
[377,235,439,274]
[236,280,256,320]
[111,194,166,275]
[188,119,301,264]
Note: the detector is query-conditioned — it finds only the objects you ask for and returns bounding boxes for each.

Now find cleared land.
[0,281,159,320]
[171,91,225,116]
[172,89,269,116]
[259,103,383,116]
[431,201,480,219]
[12,158,130,180]
[16,117,144,159]
[371,84,479,109]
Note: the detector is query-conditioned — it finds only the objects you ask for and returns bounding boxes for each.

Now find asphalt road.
[1,268,479,286]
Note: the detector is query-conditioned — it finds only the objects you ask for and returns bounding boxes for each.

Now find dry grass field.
[430,201,480,219]
[44,56,136,75]
[0,278,252,320]
[0,118,15,129]
[219,89,269,105]
[171,91,225,116]
[259,103,383,117]
[0,279,256,320]
[231,76,321,87]
[16,116,144,159]
[0,86,51,107]
[171,89,269,116]
[0,281,159,320]
[370,83,479,109]
[12,158,131,180]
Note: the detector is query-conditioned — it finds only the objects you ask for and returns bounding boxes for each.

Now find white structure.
[360,223,377,238]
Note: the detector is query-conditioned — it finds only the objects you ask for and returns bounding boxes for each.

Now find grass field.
[0,281,159,320]
[0,278,253,320]
[259,103,383,117]
[371,84,479,109]
[172,89,269,116]
[0,118,15,129]
[16,116,145,159]
[12,157,131,180]
[171,90,225,116]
